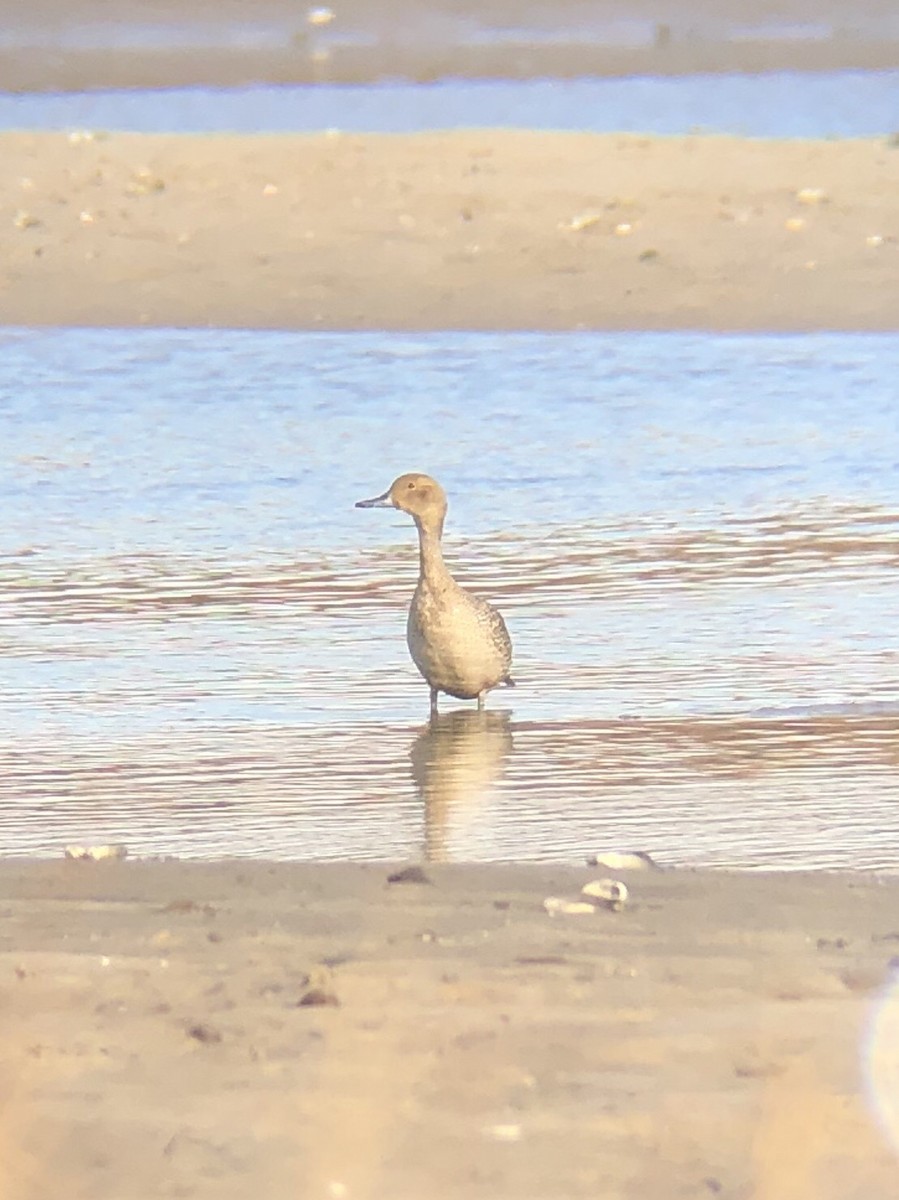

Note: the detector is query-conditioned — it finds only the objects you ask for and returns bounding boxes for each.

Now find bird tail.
[501,676,516,688]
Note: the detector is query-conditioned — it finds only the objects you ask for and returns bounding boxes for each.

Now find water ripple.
[2,329,899,869]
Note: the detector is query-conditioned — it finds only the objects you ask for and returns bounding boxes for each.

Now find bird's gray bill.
[355,490,393,509]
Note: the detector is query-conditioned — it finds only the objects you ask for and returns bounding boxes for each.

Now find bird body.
[407,574,512,702]
[356,473,514,713]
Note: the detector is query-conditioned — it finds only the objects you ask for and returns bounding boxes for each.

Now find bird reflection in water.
[409,709,514,862]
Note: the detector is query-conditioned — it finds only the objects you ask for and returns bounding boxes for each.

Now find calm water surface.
[2,329,898,868]
[1,72,897,138]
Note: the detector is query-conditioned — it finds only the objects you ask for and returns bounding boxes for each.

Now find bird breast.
[407,582,511,698]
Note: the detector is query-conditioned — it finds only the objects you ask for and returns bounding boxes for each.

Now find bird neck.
[416,515,451,587]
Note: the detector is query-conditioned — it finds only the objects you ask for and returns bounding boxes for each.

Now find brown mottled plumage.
[356,473,514,715]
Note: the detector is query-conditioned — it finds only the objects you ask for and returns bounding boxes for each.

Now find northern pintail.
[356,473,514,714]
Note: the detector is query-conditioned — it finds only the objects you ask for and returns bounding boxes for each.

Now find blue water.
[1,72,897,137]
[2,328,898,867]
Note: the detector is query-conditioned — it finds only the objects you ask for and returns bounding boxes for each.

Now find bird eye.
[407,481,416,489]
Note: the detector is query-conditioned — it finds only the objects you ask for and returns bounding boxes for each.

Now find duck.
[356,473,514,714]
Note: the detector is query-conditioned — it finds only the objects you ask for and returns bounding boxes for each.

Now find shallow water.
[2,328,898,868]
[1,71,897,138]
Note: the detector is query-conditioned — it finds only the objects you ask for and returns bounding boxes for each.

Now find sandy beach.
[1,130,897,331]
[3,6,899,1191]
[2,858,899,1199]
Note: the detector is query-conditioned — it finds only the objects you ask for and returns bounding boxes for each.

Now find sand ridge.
[2,129,897,331]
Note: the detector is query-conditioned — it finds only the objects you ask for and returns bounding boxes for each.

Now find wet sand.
[2,130,897,331]
[2,858,899,1198]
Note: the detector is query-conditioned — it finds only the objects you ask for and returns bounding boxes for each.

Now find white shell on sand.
[13,210,40,230]
[581,879,629,911]
[543,896,597,917]
[65,844,129,861]
[587,850,658,871]
[559,211,602,233]
[796,187,828,205]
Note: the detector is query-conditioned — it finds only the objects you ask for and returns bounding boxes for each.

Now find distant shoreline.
[3,40,899,94]
[2,0,899,93]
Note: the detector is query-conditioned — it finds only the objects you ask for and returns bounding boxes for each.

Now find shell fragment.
[65,843,128,862]
[581,878,629,912]
[796,187,828,206]
[559,211,602,233]
[543,896,598,917]
[586,850,658,871]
